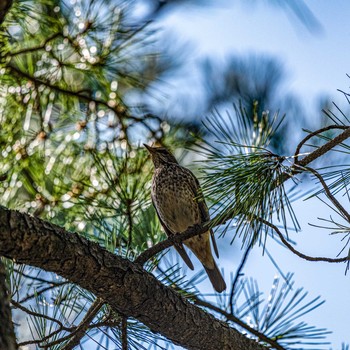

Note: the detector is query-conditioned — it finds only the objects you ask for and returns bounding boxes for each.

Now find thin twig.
[296,127,350,168]
[229,241,253,314]
[62,298,105,350]
[261,219,349,263]
[11,299,71,331]
[9,32,61,56]
[302,166,350,223]
[7,64,160,132]
[121,317,128,350]
[135,223,210,265]
[294,125,348,163]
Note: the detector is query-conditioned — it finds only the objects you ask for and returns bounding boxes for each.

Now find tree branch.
[303,166,350,222]
[122,317,128,350]
[293,125,349,163]
[229,240,253,314]
[261,219,349,263]
[0,207,266,350]
[296,126,350,167]
[0,259,17,350]
[62,298,105,350]
[137,126,350,266]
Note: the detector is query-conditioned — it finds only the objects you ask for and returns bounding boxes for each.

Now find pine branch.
[122,317,128,350]
[0,207,267,350]
[11,299,71,332]
[303,166,350,222]
[261,219,349,264]
[293,125,349,163]
[137,126,350,266]
[295,127,350,168]
[0,260,17,350]
[229,241,253,314]
[61,298,105,350]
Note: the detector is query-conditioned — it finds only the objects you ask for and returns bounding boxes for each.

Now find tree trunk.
[0,207,266,350]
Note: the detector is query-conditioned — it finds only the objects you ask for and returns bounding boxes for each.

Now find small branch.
[229,241,253,314]
[9,32,61,56]
[62,298,105,350]
[135,223,210,265]
[193,297,286,350]
[0,260,17,350]
[19,281,69,303]
[261,219,349,263]
[11,299,71,332]
[303,166,350,223]
[18,319,120,348]
[121,317,128,350]
[7,64,160,131]
[294,125,349,164]
[296,126,350,168]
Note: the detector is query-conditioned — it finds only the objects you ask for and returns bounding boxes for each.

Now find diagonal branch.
[193,297,286,350]
[62,298,105,350]
[0,207,266,350]
[293,125,349,163]
[295,126,350,167]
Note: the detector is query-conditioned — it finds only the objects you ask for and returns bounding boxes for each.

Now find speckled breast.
[152,164,200,234]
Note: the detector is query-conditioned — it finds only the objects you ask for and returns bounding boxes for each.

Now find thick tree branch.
[0,259,17,350]
[0,207,266,350]
[193,297,286,350]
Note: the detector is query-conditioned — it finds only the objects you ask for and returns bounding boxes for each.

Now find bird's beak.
[144,144,155,154]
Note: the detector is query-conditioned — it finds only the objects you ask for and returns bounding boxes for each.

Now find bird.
[144,144,226,293]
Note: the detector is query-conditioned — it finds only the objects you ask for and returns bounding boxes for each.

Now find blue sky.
[155,1,350,348]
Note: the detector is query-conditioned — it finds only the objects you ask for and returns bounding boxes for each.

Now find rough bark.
[0,259,18,350]
[0,207,266,350]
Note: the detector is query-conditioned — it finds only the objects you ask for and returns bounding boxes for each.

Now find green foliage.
[198,103,298,246]
[0,0,345,349]
[230,274,331,349]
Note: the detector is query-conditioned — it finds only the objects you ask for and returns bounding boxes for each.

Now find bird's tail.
[204,262,226,293]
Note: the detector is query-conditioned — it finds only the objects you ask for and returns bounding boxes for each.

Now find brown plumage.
[145,144,226,293]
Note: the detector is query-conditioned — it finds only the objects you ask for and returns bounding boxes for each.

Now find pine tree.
[0,1,349,349]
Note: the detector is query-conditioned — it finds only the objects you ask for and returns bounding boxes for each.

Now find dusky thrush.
[145,144,226,293]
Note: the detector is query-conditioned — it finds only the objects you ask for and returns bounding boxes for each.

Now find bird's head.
[144,144,178,168]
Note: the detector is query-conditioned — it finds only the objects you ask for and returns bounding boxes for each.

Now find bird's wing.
[151,193,194,270]
[184,168,219,258]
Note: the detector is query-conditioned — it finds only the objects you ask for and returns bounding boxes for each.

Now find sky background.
[152,1,350,348]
